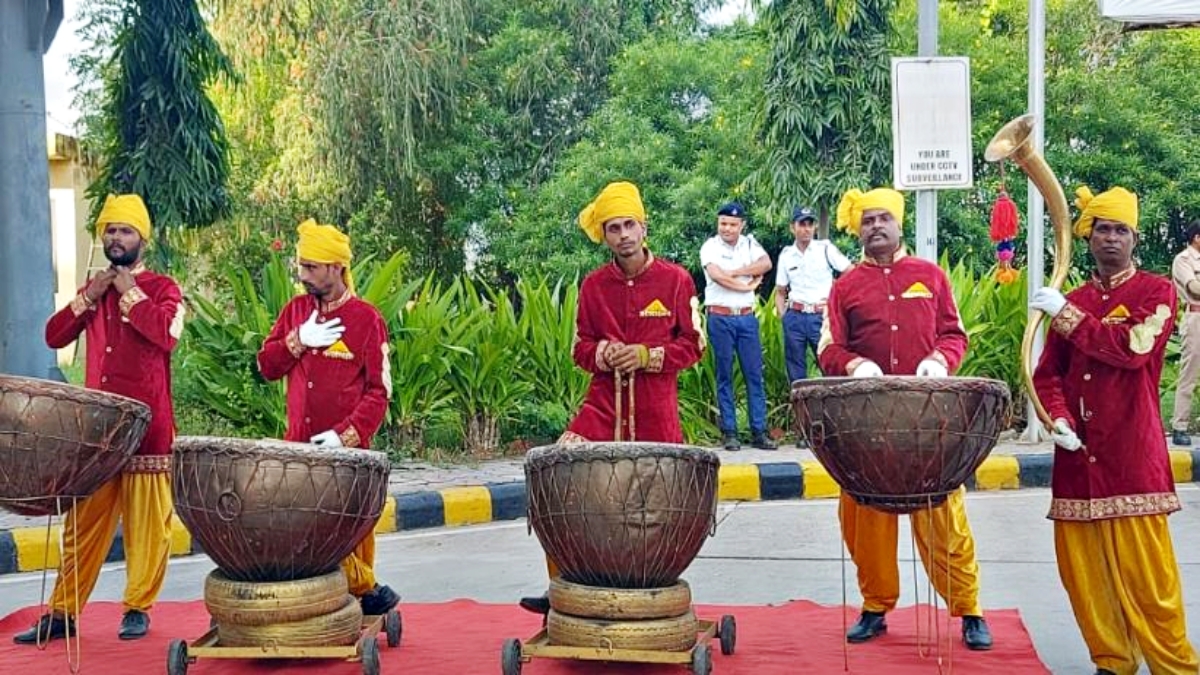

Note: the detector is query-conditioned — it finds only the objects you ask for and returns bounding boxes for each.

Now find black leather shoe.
[750,433,778,450]
[118,610,150,640]
[518,593,550,615]
[13,614,75,644]
[846,611,887,643]
[962,615,993,650]
[722,434,741,451]
[1172,430,1192,446]
[360,584,401,616]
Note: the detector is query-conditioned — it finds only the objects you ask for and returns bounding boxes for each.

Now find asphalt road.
[3,486,1198,673]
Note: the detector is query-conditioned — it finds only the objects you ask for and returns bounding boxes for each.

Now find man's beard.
[105,242,140,266]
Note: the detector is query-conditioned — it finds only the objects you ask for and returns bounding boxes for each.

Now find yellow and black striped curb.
[2,450,1196,575]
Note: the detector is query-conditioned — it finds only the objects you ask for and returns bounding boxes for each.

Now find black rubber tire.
[385,609,402,648]
[719,614,736,655]
[166,639,189,675]
[360,635,381,675]
[501,637,523,675]
[691,643,712,675]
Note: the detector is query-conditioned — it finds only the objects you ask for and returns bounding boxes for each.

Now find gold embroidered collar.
[1090,266,1136,291]
[612,249,655,280]
[861,245,908,267]
[321,288,356,312]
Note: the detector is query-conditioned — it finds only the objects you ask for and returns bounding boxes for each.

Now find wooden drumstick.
[614,370,623,441]
[628,371,636,441]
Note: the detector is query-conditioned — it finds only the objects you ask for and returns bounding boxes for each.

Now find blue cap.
[792,206,817,222]
[717,202,746,218]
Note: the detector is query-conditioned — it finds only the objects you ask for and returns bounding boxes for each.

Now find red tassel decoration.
[989,178,1020,284]
[989,192,1019,242]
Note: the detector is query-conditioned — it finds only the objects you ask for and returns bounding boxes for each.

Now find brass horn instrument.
[983,114,1071,432]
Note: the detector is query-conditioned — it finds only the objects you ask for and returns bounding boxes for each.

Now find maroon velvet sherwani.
[257,293,391,448]
[1033,268,1180,520]
[566,253,703,443]
[45,265,183,469]
[818,249,967,376]
[816,248,981,617]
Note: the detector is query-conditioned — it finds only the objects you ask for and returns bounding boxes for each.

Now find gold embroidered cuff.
[126,455,172,474]
[339,426,362,448]
[119,286,149,317]
[646,346,665,373]
[595,340,611,372]
[557,430,590,445]
[285,329,305,358]
[1050,303,1086,336]
[845,357,866,376]
[69,294,94,318]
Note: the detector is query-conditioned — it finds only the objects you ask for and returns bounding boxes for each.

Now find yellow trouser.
[1055,516,1199,675]
[50,471,173,616]
[839,486,982,616]
[342,532,377,597]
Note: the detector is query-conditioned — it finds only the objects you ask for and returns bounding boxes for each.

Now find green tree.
[486,27,768,280]
[754,0,898,234]
[76,0,235,262]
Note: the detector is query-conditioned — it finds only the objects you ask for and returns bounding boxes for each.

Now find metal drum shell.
[791,376,1011,514]
[525,442,719,589]
[0,375,150,516]
[173,436,390,582]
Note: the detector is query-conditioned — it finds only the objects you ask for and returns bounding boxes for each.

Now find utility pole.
[915,0,938,261]
[1022,0,1048,442]
[0,1,64,378]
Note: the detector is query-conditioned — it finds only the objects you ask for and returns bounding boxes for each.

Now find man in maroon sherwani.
[1031,186,1197,674]
[258,219,398,617]
[16,194,182,645]
[519,180,704,614]
[817,187,992,651]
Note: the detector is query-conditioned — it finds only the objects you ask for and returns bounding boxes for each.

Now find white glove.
[298,310,345,348]
[915,358,948,378]
[1050,418,1082,452]
[851,360,884,378]
[1030,287,1067,318]
[310,429,343,447]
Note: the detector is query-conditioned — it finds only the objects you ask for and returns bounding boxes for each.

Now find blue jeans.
[783,311,824,383]
[706,313,767,435]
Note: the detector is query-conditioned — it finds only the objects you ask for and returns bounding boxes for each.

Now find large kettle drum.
[525,442,719,589]
[0,375,150,516]
[792,376,1010,514]
[173,437,391,582]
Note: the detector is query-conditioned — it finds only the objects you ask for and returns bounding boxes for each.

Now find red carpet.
[0,600,1049,674]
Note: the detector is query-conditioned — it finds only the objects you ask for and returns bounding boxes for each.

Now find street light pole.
[915,0,938,262]
[0,1,64,379]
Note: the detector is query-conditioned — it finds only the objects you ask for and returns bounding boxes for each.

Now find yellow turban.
[1073,186,1138,238]
[296,219,355,293]
[578,181,646,243]
[95,194,152,241]
[835,188,905,236]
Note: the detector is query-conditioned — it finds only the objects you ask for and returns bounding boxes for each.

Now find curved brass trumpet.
[983,114,1072,432]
